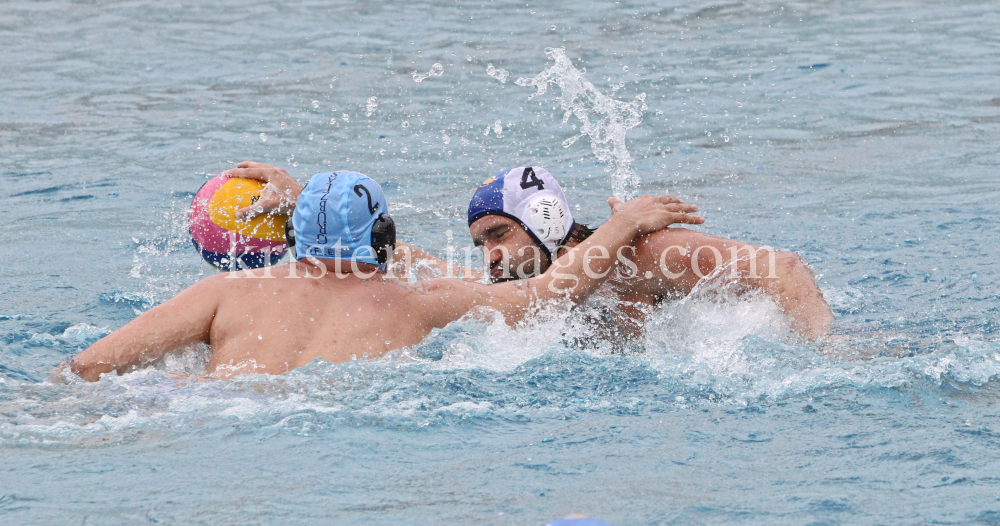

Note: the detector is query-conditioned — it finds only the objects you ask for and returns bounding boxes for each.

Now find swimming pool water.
[2,0,1000,524]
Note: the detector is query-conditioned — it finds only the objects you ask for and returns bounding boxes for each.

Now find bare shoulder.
[166,270,237,304]
[636,227,728,251]
[408,276,480,296]
[634,228,761,260]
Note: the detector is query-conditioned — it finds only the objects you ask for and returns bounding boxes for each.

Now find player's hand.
[48,361,72,384]
[222,161,303,221]
[608,194,704,236]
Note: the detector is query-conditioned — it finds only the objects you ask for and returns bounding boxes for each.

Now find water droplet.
[341,113,349,122]
[330,118,337,125]
[412,63,444,82]
[365,96,378,117]
[549,25,556,30]
[259,133,267,142]
[486,63,510,83]
[311,100,319,109]
[402,120,410,128]
[257,334,263,340]
[622,66,629,72]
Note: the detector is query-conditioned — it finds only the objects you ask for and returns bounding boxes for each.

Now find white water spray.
[486,63,509,83]
[516,47,646,199]
[413,63,444,83]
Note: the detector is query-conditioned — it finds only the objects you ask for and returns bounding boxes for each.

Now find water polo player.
[459,166,835,339]
[67,170,700,381]
[227,162,834,340]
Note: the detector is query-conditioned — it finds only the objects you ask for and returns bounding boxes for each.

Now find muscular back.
[206,263,433,376]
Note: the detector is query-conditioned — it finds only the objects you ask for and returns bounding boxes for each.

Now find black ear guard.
[284,217,296,260]
[371,213,396,265]
[284,218,296,248]
[283,214,394,266]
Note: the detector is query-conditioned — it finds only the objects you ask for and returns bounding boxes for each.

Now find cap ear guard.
[284,217,297,259]
[526,195,568,246]
[371,214,396,265]
[284,218,296,248]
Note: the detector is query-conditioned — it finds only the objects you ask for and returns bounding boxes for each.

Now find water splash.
[516,47,647,199]
[365,96,378,117]
[483,119,503,138]
[128,200,211,309]
[412,63,444,83]
[486,63,509,83]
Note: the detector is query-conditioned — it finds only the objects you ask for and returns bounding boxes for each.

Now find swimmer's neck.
[297,258,384,278]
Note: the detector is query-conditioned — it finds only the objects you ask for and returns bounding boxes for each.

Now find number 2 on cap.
[353,184,379,214]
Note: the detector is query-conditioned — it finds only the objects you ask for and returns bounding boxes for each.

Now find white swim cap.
[467,166,575,260]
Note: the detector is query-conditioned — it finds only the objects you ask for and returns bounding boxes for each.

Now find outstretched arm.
[69,276,223,381]
[418,195,704,328]
[388,242,487,281]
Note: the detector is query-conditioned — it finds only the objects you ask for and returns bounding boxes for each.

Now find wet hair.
[567,222,596,243]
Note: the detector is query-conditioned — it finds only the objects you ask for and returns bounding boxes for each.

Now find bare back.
[205,262,436,377]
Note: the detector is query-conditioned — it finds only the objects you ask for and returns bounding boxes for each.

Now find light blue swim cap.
[292,171,389,269]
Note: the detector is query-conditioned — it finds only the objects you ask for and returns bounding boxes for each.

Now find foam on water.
[5,291,1000,449]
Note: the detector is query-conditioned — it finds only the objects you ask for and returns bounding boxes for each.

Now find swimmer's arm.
[634,229,834,339]
[388,242,487,281]
[754,251,835,339]
[223,161,303,221]
[69,276,222,381]
[419,195,702,327]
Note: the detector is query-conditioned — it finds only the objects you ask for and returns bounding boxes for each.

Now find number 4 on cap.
[520,167,545,191]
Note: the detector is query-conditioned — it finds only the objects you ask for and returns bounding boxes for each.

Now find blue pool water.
[3,0,1000,523]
